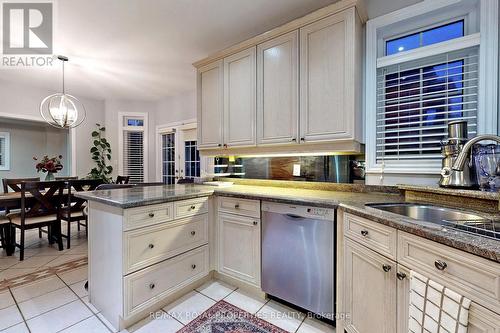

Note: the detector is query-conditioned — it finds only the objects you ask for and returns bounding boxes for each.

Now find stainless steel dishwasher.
[261,201,335,320]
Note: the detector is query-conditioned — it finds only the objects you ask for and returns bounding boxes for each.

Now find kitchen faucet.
[452,135,500,171]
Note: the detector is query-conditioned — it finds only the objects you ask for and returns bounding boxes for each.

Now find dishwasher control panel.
[261,202,335,221]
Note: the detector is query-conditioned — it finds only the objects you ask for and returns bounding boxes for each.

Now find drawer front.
[344,213,397,260]
[218,197,260,218]
[398,232,500,314]
[124,203,173,231]
[174,197,209,219]
[124,245,209,318]
[124,214,209,274]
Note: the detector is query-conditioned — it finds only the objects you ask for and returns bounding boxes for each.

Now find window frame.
[0,132,11,171]
[118,112,148,182]
[365,0,498,179]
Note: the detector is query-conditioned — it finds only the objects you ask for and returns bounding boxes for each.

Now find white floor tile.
[26,300,92,333]
[9,255,58,270]
[196,280,236,301]
[81,296,99,314]
[164,290,215,325]
[43,254,86,268]
[0,291,15,310]
[69,280,88,298]
[58,266,88,285]
[127,312,183,333]
[11,276,65,303]
[18,286,77,319]
[0,305,23,330]
[0,268,36,281]
[0,258,19,270]
[224,289,267,314]
[60,316,110,333]
[0,322,29,333]
[256,300,305,332]
[96,313,119,333]
[297,317,336,333]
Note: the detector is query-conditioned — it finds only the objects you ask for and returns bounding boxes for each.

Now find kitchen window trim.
[365,0,498,175]
[118,112,149,182]
[0,132,11,171]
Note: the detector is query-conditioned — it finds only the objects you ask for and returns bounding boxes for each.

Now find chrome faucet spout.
[452,135,500,171]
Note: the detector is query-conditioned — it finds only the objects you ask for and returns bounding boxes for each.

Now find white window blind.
[0,137,4,167]
[0,132,10,171]
[123,130,144,183]
[376,47,478,163]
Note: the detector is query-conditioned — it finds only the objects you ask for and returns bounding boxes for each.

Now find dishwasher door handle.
[285,213,305,220]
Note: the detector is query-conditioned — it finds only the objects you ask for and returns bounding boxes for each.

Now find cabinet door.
[218,212,260,286]
[299,9,354,142]
[396,264,410,333]
[468,302,500,333]
[223,47,257,147]
[197,61,223,149]
[344,238,397,333]
[257,31,299,145]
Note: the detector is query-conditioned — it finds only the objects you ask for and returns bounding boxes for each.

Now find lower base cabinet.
[217,212,261,287]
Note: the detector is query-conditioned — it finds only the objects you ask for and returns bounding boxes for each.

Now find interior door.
[161,131,177,184]
[179,128,200,180]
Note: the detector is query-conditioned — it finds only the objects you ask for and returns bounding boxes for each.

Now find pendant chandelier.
[40,55,86,129]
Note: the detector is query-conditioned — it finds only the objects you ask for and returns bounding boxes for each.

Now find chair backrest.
[115,176,130,184]
[66,179,105,211]
[55,176,79,180]
[20,181,65,222]
[133,182,164,187]
[2,177,40,193]
[96,184,135,190]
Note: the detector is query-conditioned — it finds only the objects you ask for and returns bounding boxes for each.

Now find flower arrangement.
[34,155,63,180]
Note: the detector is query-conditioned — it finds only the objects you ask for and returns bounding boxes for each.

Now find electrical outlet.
[293,164,301,176]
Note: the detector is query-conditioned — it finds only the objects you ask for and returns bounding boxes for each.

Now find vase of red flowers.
[34,155,63,181]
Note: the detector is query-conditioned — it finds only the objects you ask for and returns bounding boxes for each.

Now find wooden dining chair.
[7,181,65,260]
[60,179,103,248]
[0,215,9,250]
[115,176,130,184]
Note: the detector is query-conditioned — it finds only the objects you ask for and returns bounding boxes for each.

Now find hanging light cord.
[62,59,65,94]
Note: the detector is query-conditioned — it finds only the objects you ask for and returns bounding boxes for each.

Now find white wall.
[0,79,105,178]
[155,91,196,125]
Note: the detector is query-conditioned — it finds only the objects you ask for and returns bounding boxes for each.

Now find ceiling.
[0,0,421,101]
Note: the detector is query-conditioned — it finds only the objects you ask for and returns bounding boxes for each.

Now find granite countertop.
[75,184,215,208]
[399,184,500,200]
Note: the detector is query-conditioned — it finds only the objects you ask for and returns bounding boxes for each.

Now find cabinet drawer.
[218,197,260,218]
[344,213,397,260]
[124,214,208,274]
[124,203,173,231]
[398,232,500,314]
[174,197,209,219]
[124,245,209,318]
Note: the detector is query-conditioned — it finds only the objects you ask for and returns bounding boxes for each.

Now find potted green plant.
[88,124,113,183]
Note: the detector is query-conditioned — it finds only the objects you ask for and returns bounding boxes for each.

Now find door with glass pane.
[161,132,176,184]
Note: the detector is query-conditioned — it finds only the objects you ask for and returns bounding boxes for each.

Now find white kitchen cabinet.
[299,7,362,143]
[257,31,299,145]
[343,237,397,333]
[218,212,260,287]
[197,60,224,149]
[223,47,257,148]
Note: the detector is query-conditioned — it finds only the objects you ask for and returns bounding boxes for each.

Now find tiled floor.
[0,222,87,282]
[0,271,336,333]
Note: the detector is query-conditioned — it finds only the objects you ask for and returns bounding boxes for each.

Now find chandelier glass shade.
[40,56,86,129]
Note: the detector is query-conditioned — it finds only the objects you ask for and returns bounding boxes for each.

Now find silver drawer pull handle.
[148,244,154,249]
[434,260,447,271]
[190,231,196,236]
[234,204,240,209]
[191,264,196,269]
[360,230,369,237]
[396,272,407,280]
[149,283,155,289]
[253,221,258,225]
[190,205,196,210]
[148,213,155,218]
[382,264,391,272]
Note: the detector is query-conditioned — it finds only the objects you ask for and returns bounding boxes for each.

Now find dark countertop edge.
[339,204,500,263]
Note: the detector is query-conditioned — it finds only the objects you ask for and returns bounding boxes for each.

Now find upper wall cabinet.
[224,47,257,148]
[197,61,224,149]
[257,31,299,145]
[299,7,362,143]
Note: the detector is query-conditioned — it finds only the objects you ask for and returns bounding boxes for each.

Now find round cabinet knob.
[218,144,222,147]
[148,212,155,218]
[190,205,196,210]
[300,137,305,142]
[382,264,392,272]
[149,283,155,289]
[234,204,240,209]
[191,264,196,270]
[434,260,448,271]
[291,138,297,142]
[253,221,258,225]
[148,244,154,249]
[396,272,407,280]
[360,230,369,237]
[190,231,196,236]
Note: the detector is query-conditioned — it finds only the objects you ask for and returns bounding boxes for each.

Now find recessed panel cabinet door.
[300,9,354,142]
[257,31,299,145]
[218,212,260,287]
[344,238,397,333]
[197,61,223,149]
[224,47,257,148]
